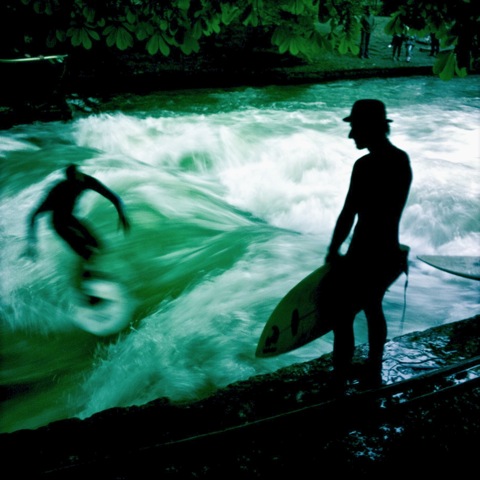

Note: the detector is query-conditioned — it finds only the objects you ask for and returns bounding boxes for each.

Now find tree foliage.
[4,0,479,80]
[382,0,479,80]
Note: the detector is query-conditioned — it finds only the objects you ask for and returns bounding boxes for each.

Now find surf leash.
[399,244,410,334]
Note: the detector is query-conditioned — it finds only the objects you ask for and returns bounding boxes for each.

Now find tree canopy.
[2,0,479,81]
[382,0,479,80]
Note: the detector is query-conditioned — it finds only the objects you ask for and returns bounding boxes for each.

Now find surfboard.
[0,54,68,63]
[417,255,480,281]
[71,268,135,336]
[256,264,332,358]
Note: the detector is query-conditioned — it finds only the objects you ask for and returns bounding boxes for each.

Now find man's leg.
[364,33,371,57]
[332,311,356,386]
[55,217,100,260]
[363,298,387,388]
[326,259,360,388]
[359,32,366,57]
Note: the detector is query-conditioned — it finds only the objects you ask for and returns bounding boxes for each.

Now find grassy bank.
[272,16,437,82]
[0,16,444,129]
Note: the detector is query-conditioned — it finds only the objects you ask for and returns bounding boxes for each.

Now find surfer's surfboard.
[417,255,480,281]
[71,269,135,336]
[0,54,68,63]
[256,264,332,358]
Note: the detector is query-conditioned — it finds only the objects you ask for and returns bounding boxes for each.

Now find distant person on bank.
[429,32,440,56]
[390,33,404,61]
[404,30,416,62]
[359,6,376,59]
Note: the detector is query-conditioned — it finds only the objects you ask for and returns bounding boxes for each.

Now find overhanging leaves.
[146,32,171,56]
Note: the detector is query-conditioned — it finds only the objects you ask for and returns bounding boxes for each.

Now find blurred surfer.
[26,164,130,262]
[321,99,412,390]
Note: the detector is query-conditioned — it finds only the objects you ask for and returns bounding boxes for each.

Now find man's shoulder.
[48,179,69,195]
[354,152,372,165]
[83,174,103,189]
[354,145,410,168]
[352,154,372,176]
[391,145,410,161]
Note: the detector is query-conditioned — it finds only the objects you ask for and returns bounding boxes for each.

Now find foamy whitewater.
[1,75,479,433]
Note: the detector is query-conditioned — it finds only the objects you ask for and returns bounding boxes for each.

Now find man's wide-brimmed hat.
[343,99,392,123]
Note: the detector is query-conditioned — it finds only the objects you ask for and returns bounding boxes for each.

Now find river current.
[1,75,479,433]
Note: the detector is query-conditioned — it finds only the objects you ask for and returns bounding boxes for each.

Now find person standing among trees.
[390,33,404,61]
[429,32,440,56]
[404,29,416,62]
[359,6,376,59]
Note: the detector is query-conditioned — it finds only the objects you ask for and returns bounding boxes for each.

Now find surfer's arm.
[326,177,357,262]
[326,206,355,262]
[88,177,130,233]
[27,197,51,241]
[115,197,130,233]
[24,200,49,258]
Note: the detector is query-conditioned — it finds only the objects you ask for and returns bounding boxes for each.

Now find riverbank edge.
[0,62,435,130]
[2,314,479,478]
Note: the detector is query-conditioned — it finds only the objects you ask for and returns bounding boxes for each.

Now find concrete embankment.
[2,315,479,478]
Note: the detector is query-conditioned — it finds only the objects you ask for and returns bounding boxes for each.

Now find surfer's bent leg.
[54,216,100,260]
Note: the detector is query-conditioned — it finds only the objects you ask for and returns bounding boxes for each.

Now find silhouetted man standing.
[27,164,130,261]
[323,99,412,389]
